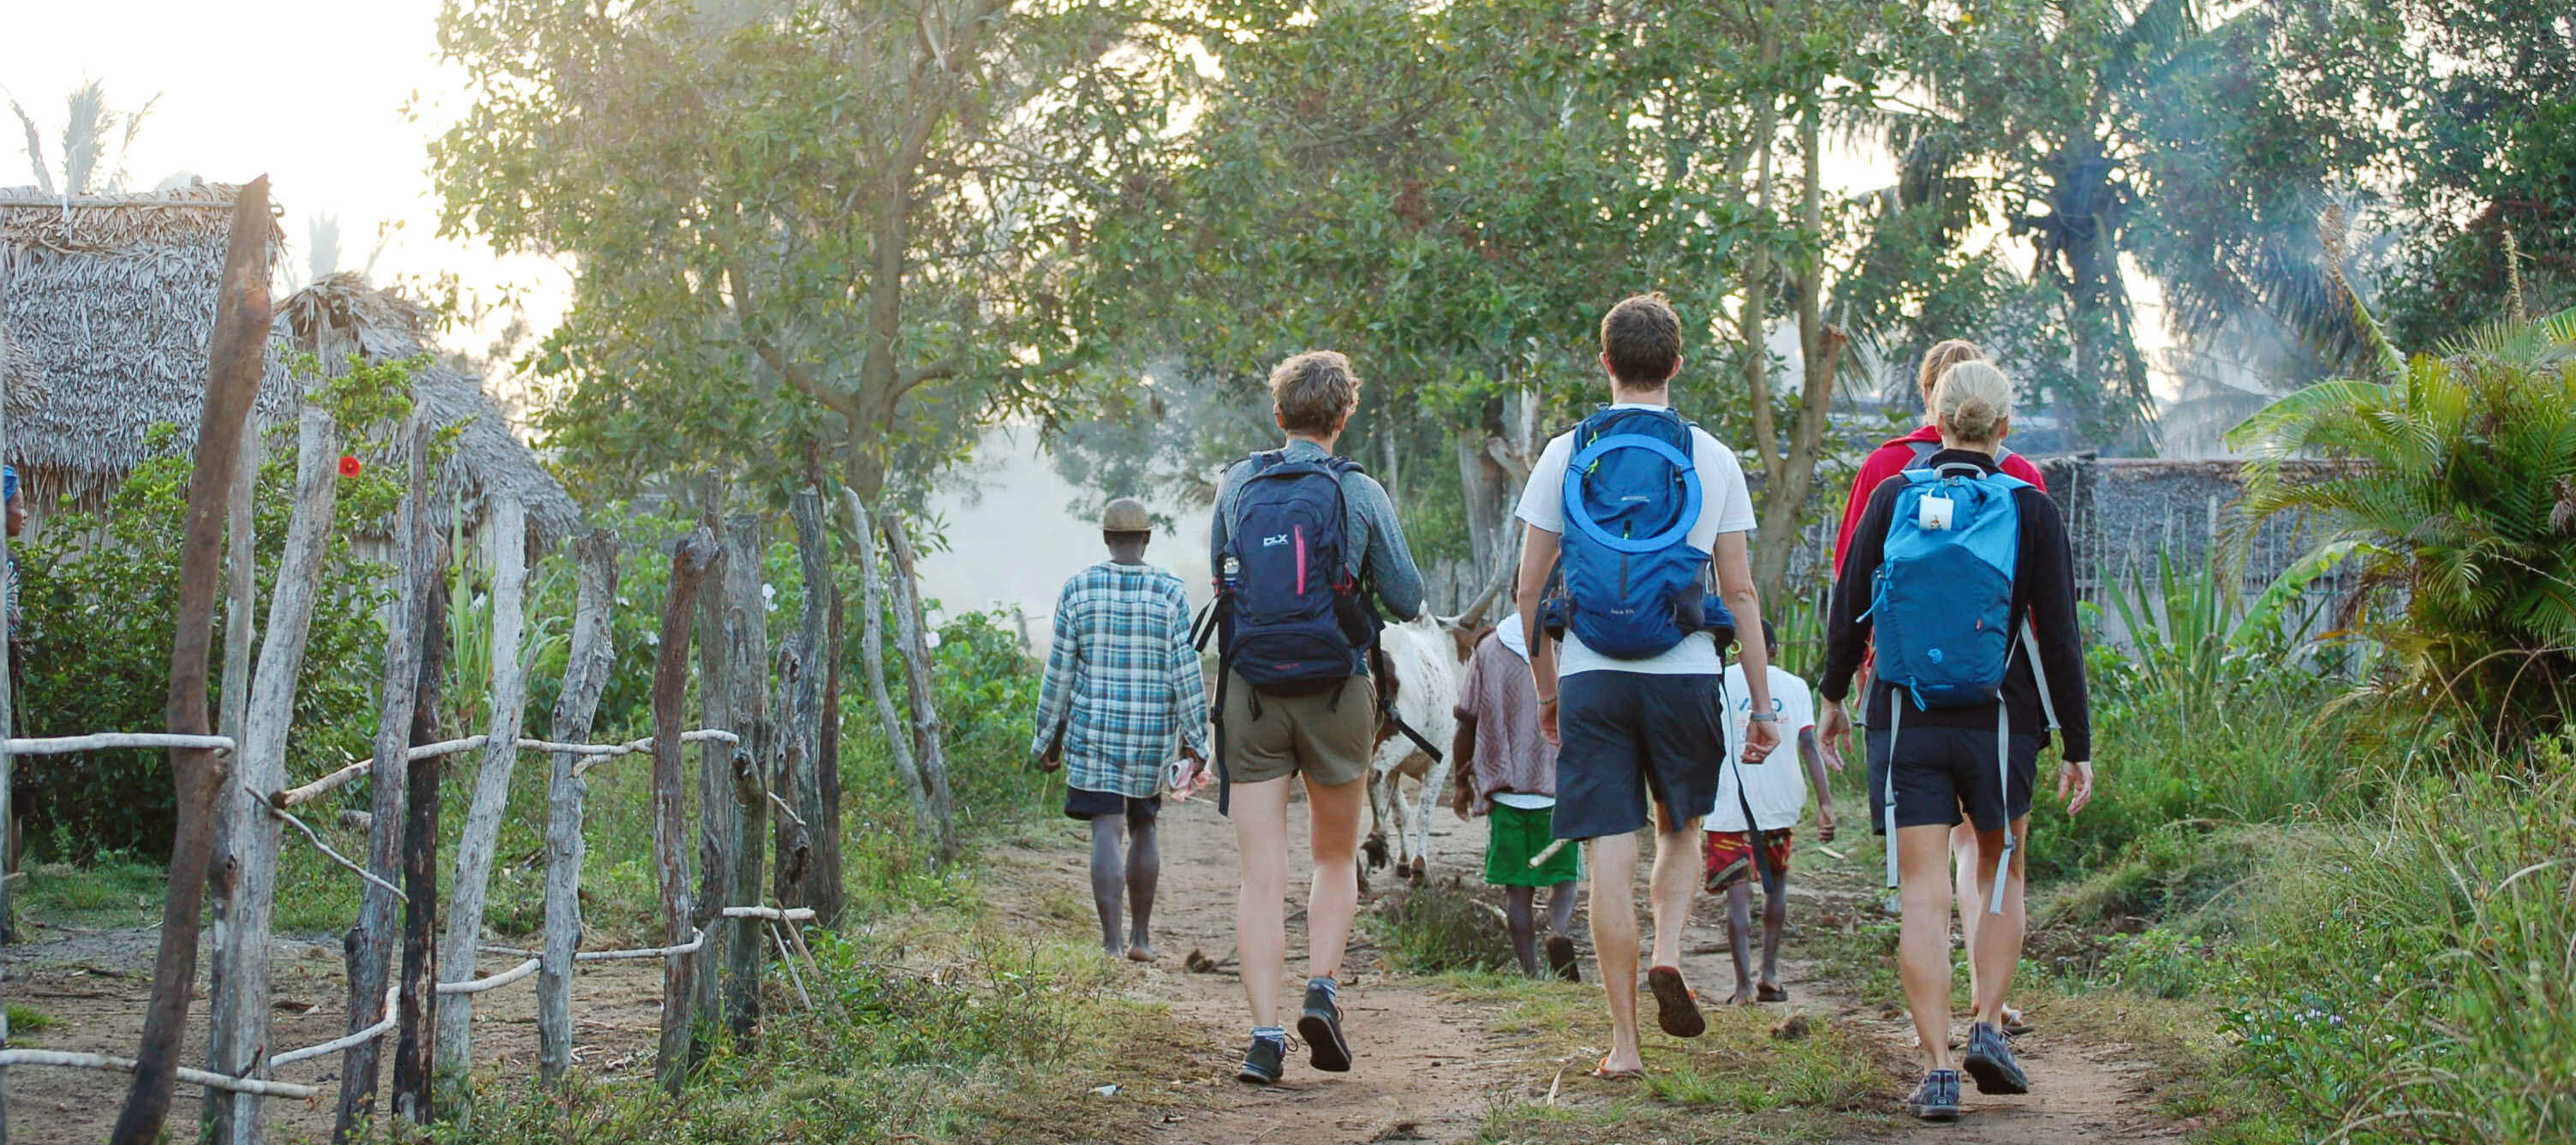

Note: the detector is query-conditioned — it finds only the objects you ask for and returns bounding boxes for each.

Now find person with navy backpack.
[1186,350,1427,1085]
[1511,293,1776,1081]
[1817,361,2096,1122]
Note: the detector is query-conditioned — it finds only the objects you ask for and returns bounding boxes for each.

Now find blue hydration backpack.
[1549,406,1732,659]
[1869,460,2056,907]
[1213,453,1372,696]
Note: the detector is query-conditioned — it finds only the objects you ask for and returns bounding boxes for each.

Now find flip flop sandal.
[2003,1009,2034,1036]
[1646,966,1707,1038]
[1591,1053,1645,1081]
[1756,983,1790,1003]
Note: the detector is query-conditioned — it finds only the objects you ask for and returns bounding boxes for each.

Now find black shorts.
[1551,671,1724,841]
[1064,786,1161,822]
[1866,725,2036,835]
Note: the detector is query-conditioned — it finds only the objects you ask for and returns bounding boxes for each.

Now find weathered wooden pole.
[335,417,439,1141]
[880,513,957,862]
[819,578,845,925]
[1,302,15,1140]
[206,397,342,1144]
[110,173,273,1145]
[654,527,722,1092]
[779,491,836,921]
[716,515,768,1040]
[689,522,733,1047]
[435,495,530,1106]
[539,529,618,1086]
[391,570,452,1125]
[839,488,939,854]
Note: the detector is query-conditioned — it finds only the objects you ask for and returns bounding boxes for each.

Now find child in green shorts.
[1451,614,1582,981]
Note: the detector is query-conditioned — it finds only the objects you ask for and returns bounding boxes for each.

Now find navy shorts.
[1865,725,2036,834]
[1064,786,1161,822]
[1551,671,1724,840]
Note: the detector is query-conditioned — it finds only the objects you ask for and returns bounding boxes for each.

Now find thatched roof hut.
[0,182,581,548]
[0,319,47,418]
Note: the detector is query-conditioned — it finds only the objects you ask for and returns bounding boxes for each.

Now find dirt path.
[1036,795,2187,1145]
[2,921,665,1145]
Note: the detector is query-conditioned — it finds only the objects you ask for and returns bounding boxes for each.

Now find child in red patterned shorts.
[1705,622,1838,1005]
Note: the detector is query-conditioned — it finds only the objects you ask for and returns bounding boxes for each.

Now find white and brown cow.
[1363,613,1487,883]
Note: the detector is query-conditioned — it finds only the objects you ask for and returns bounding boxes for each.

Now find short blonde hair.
[1933,360,2014,444]
[1917,338,1985,405]
[1268,350,1361,434]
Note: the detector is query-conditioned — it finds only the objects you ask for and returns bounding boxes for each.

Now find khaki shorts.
[1219,672,1376,789]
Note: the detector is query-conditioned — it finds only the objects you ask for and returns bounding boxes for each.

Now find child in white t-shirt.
[1705,621,1840,1005]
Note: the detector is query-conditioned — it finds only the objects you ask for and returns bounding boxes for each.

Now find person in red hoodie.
[1828,338,2044,1040]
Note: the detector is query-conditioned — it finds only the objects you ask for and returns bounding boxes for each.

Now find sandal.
[1591,1053,1645,1081]
[1646,965,1707,1038]
[1756,982,1790,1003]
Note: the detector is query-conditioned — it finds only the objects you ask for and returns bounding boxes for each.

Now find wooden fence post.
[391,570,452,1125]
[689,524,731,1048]
[0,298,14,1139]
[335,416,439,1141]
[206,398,342,1144]
[820,578,844,924]
[110,174,272,1145]
[540,529,619,1086]
[880,514,957,862]
[716,515,768,1040]
[838,488,940,856]
[654,527,722,1092]
[779,490,837,921]
[434,496,530,1106]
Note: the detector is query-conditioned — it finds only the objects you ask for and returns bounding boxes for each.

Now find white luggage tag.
[1917,494,1955,531]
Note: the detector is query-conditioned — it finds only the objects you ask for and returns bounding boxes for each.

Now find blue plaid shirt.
[1030,561,1210,797]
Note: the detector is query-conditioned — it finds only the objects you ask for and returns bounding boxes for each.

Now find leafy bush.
[15,417,403,862]
[2229,304,2576,730]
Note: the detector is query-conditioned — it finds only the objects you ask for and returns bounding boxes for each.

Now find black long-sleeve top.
[1820,449,2093,761]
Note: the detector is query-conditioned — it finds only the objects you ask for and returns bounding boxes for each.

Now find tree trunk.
[839,489,941,856]
[206,400,342,1145]
[336,419,442,1141]
[0,320,13,1136]
[819,579,845,926]
[1754,100,1844,604]
[714,515,768,1040]
[689,520,732,1047]
[1737,13,1785,521]
[778,491,834,920]
[391,567,452,1126]
[434,496,531,1107]
[879,515,956,862]
[653,528,723,1093]
[539,529,619,1086]
[111,175,271,1145]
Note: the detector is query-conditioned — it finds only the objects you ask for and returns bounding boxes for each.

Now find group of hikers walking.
[1029,295,2096,1122]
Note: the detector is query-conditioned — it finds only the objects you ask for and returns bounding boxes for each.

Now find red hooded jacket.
[1830,424,2048,576]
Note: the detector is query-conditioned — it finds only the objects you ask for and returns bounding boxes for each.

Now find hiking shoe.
[1963,1021,2030,1094]
[1236,1035,1285,1084]
[1298,982,1352,1072]
[1646,965,1707,1038]
[1546,934,1582,982]
[1905,1069,1963,1121]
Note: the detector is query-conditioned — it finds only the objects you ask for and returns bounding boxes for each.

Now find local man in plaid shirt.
[1032,497,1209,962]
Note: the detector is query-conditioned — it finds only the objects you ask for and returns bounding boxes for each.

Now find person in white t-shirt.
[1705,620,1840,1005]
[1512,293,1778,1080]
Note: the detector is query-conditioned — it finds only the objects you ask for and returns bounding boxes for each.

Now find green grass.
[5,1003,59,1035]
[15,852,165,926]
[1368,878,1519,975]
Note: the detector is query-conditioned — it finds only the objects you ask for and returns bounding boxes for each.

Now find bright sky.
[1,0,569,383]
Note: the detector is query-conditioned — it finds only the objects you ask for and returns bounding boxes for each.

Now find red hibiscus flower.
[337,456,363,478]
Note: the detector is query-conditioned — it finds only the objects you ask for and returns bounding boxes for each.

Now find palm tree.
[2228,279,2576,725]
[6,80,161,196]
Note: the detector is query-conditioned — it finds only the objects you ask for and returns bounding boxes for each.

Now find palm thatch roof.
[1,181,293,488]
[0,319,48,417]
[0,182,581,548]
[281,273,583,547]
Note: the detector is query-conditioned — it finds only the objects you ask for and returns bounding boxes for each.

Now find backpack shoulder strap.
[1903,439,1940,468]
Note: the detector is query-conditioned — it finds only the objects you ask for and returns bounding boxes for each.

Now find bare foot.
[1126,944,1156,963]
[1724,988,1755,1006]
